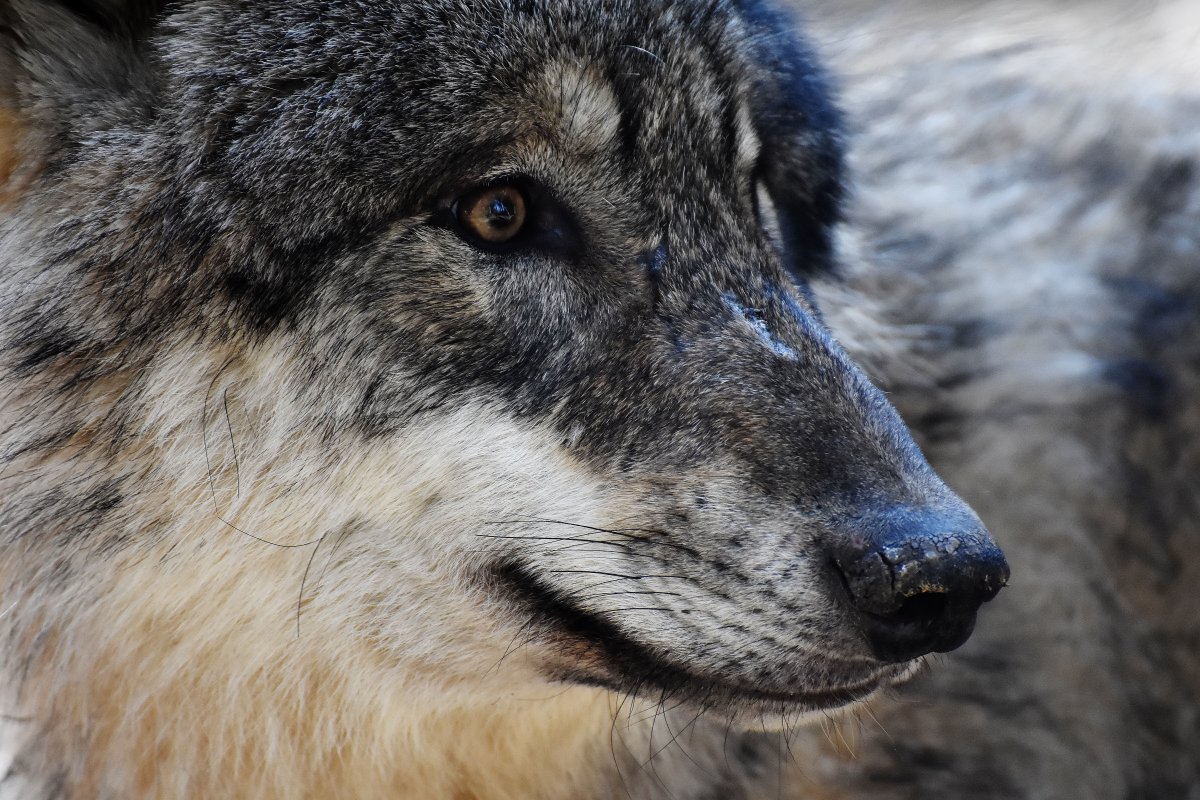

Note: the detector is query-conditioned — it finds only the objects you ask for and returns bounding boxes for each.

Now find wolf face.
[0,0,1007,794]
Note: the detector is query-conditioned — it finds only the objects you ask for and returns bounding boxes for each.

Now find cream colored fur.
[0,336,627,797]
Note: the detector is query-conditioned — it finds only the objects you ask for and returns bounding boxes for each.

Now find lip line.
[551,658,906,714]
[492,559,911,711]
[707,664,909,707]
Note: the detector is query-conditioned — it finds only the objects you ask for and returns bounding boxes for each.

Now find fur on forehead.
[535,62,622,151]
[3,0,838,166]
[2,0,843,272]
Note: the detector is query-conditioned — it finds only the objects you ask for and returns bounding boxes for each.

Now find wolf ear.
[1,0,167,43]
[0,0,166,194]
[0,0,167,108]
[28,0,167,38]
[734,0,846,278]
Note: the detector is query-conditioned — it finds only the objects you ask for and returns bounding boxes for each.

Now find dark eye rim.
[433,175,582,259]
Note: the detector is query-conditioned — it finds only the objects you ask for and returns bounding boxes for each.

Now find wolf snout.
[828,506,1010,664]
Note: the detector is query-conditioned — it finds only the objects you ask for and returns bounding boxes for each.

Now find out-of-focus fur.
[786,1,1200,797]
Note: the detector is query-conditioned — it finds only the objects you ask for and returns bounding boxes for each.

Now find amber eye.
[456,185,528,244]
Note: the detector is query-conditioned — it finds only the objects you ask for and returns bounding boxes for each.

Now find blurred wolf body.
[788,2,1200,797]
[0,0,1197,798]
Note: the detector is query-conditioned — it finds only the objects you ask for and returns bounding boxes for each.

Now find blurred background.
[773,2,1200,798]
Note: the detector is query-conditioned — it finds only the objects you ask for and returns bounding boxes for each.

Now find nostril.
[830,548,904,616]
[883,592,948,626]
[857,591,980,663]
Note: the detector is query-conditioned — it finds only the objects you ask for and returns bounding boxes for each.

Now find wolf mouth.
[492,561,912,713]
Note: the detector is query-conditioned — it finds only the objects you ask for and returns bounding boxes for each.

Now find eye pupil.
[487,198,516,225]
[458,184,528,245]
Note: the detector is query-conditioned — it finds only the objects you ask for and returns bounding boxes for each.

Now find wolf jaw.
[491,558,919,721]
[0,0,1006,797]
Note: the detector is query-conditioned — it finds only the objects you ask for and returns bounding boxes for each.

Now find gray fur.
[0,0,1196,797]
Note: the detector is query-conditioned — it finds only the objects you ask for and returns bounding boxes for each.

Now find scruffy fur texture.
[2,0,1198,798]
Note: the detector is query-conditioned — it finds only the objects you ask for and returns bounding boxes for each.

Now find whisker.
[548,569,691,581]
[202,360,315,549]
[861,701,894,743]
[221,388,241,498]
[578,589,684,599]
[486,518,700,556]
[296,530,329,637]
[657,707,712,776]
[311,522,355,597]
[483,617,539,678]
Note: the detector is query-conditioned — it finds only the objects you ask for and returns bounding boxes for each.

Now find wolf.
[0,0,1195,799]
[0,1,1013,795]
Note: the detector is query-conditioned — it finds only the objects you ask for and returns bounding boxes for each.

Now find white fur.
[0,334,625,796]
[540,62,622,151]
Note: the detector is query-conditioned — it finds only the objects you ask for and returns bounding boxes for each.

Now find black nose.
[829,506,1009,663]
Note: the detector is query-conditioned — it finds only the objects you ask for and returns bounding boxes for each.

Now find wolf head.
[0,0,1006,726]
